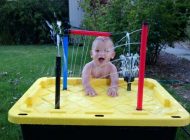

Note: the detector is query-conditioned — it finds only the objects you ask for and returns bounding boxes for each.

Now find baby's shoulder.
[83,61,93,69]
[108,62,116,67]
[108,62,117,71]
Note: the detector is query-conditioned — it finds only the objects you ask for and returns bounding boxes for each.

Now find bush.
[0,0,68,45]
[80,0,190,64]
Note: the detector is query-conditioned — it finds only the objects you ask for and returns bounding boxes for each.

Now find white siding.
[69,0,84,28]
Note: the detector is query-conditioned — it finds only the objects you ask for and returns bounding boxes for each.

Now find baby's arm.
[107,64,119,97]
[82,63,97,96]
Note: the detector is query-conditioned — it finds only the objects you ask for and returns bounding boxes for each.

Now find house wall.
[69,0,84,28]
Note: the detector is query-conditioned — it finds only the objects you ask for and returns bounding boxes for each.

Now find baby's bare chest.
[91,67,111,78]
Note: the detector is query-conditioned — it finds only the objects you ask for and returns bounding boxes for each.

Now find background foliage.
[0,0,190,64]
[0,0,68,45]
[80,0,190,64]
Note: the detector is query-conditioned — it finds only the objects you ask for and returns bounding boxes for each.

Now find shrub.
[80,0,190,64]
[0,0,68,45]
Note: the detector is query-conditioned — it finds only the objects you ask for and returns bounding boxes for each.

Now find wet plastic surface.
[8,77,190,126]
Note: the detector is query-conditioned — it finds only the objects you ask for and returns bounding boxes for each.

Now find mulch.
[146,51,190,101]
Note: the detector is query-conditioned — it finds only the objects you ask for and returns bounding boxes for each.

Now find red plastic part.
[69,29,111,37]
[137,23,149,110]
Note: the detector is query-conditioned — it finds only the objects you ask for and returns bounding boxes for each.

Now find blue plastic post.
[62,35,68,90]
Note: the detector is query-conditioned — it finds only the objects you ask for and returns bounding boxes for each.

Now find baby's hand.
[85,86,97,96]
[107,87,118,97]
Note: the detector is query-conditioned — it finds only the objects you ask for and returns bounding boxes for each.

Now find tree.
[80,0,190,64]
[0,0,69,44]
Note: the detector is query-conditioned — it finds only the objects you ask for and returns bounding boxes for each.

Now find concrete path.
[162,42,190,61]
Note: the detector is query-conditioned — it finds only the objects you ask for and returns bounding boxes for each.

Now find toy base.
[9,78,190,127]
[21,125,177,140]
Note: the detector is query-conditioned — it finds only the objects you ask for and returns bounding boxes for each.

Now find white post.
[69,0,84,28]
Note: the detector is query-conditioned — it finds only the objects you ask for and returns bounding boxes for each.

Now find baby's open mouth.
[98,57,105,63]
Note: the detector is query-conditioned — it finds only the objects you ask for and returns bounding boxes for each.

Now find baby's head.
[91,36,115,66]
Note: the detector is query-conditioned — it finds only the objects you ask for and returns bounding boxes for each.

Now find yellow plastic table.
[8,77,190,140]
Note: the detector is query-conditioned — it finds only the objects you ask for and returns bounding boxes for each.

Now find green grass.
[0,45,189,140]
[0,45,91,140]
[183,83,190,90]
[0,45,57,140]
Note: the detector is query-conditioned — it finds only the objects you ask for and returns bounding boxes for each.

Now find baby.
[82,36,118,97]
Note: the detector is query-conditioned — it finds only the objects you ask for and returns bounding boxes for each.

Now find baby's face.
[91,40,115,66]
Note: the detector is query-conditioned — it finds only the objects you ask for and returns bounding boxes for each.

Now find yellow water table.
[8,77,190,140]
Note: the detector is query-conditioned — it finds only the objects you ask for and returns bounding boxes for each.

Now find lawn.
[0,45,57,139]
[0,45,91,139]
[0,45,189,140]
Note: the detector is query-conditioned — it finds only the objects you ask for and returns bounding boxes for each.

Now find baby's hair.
[92,36,114,48]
